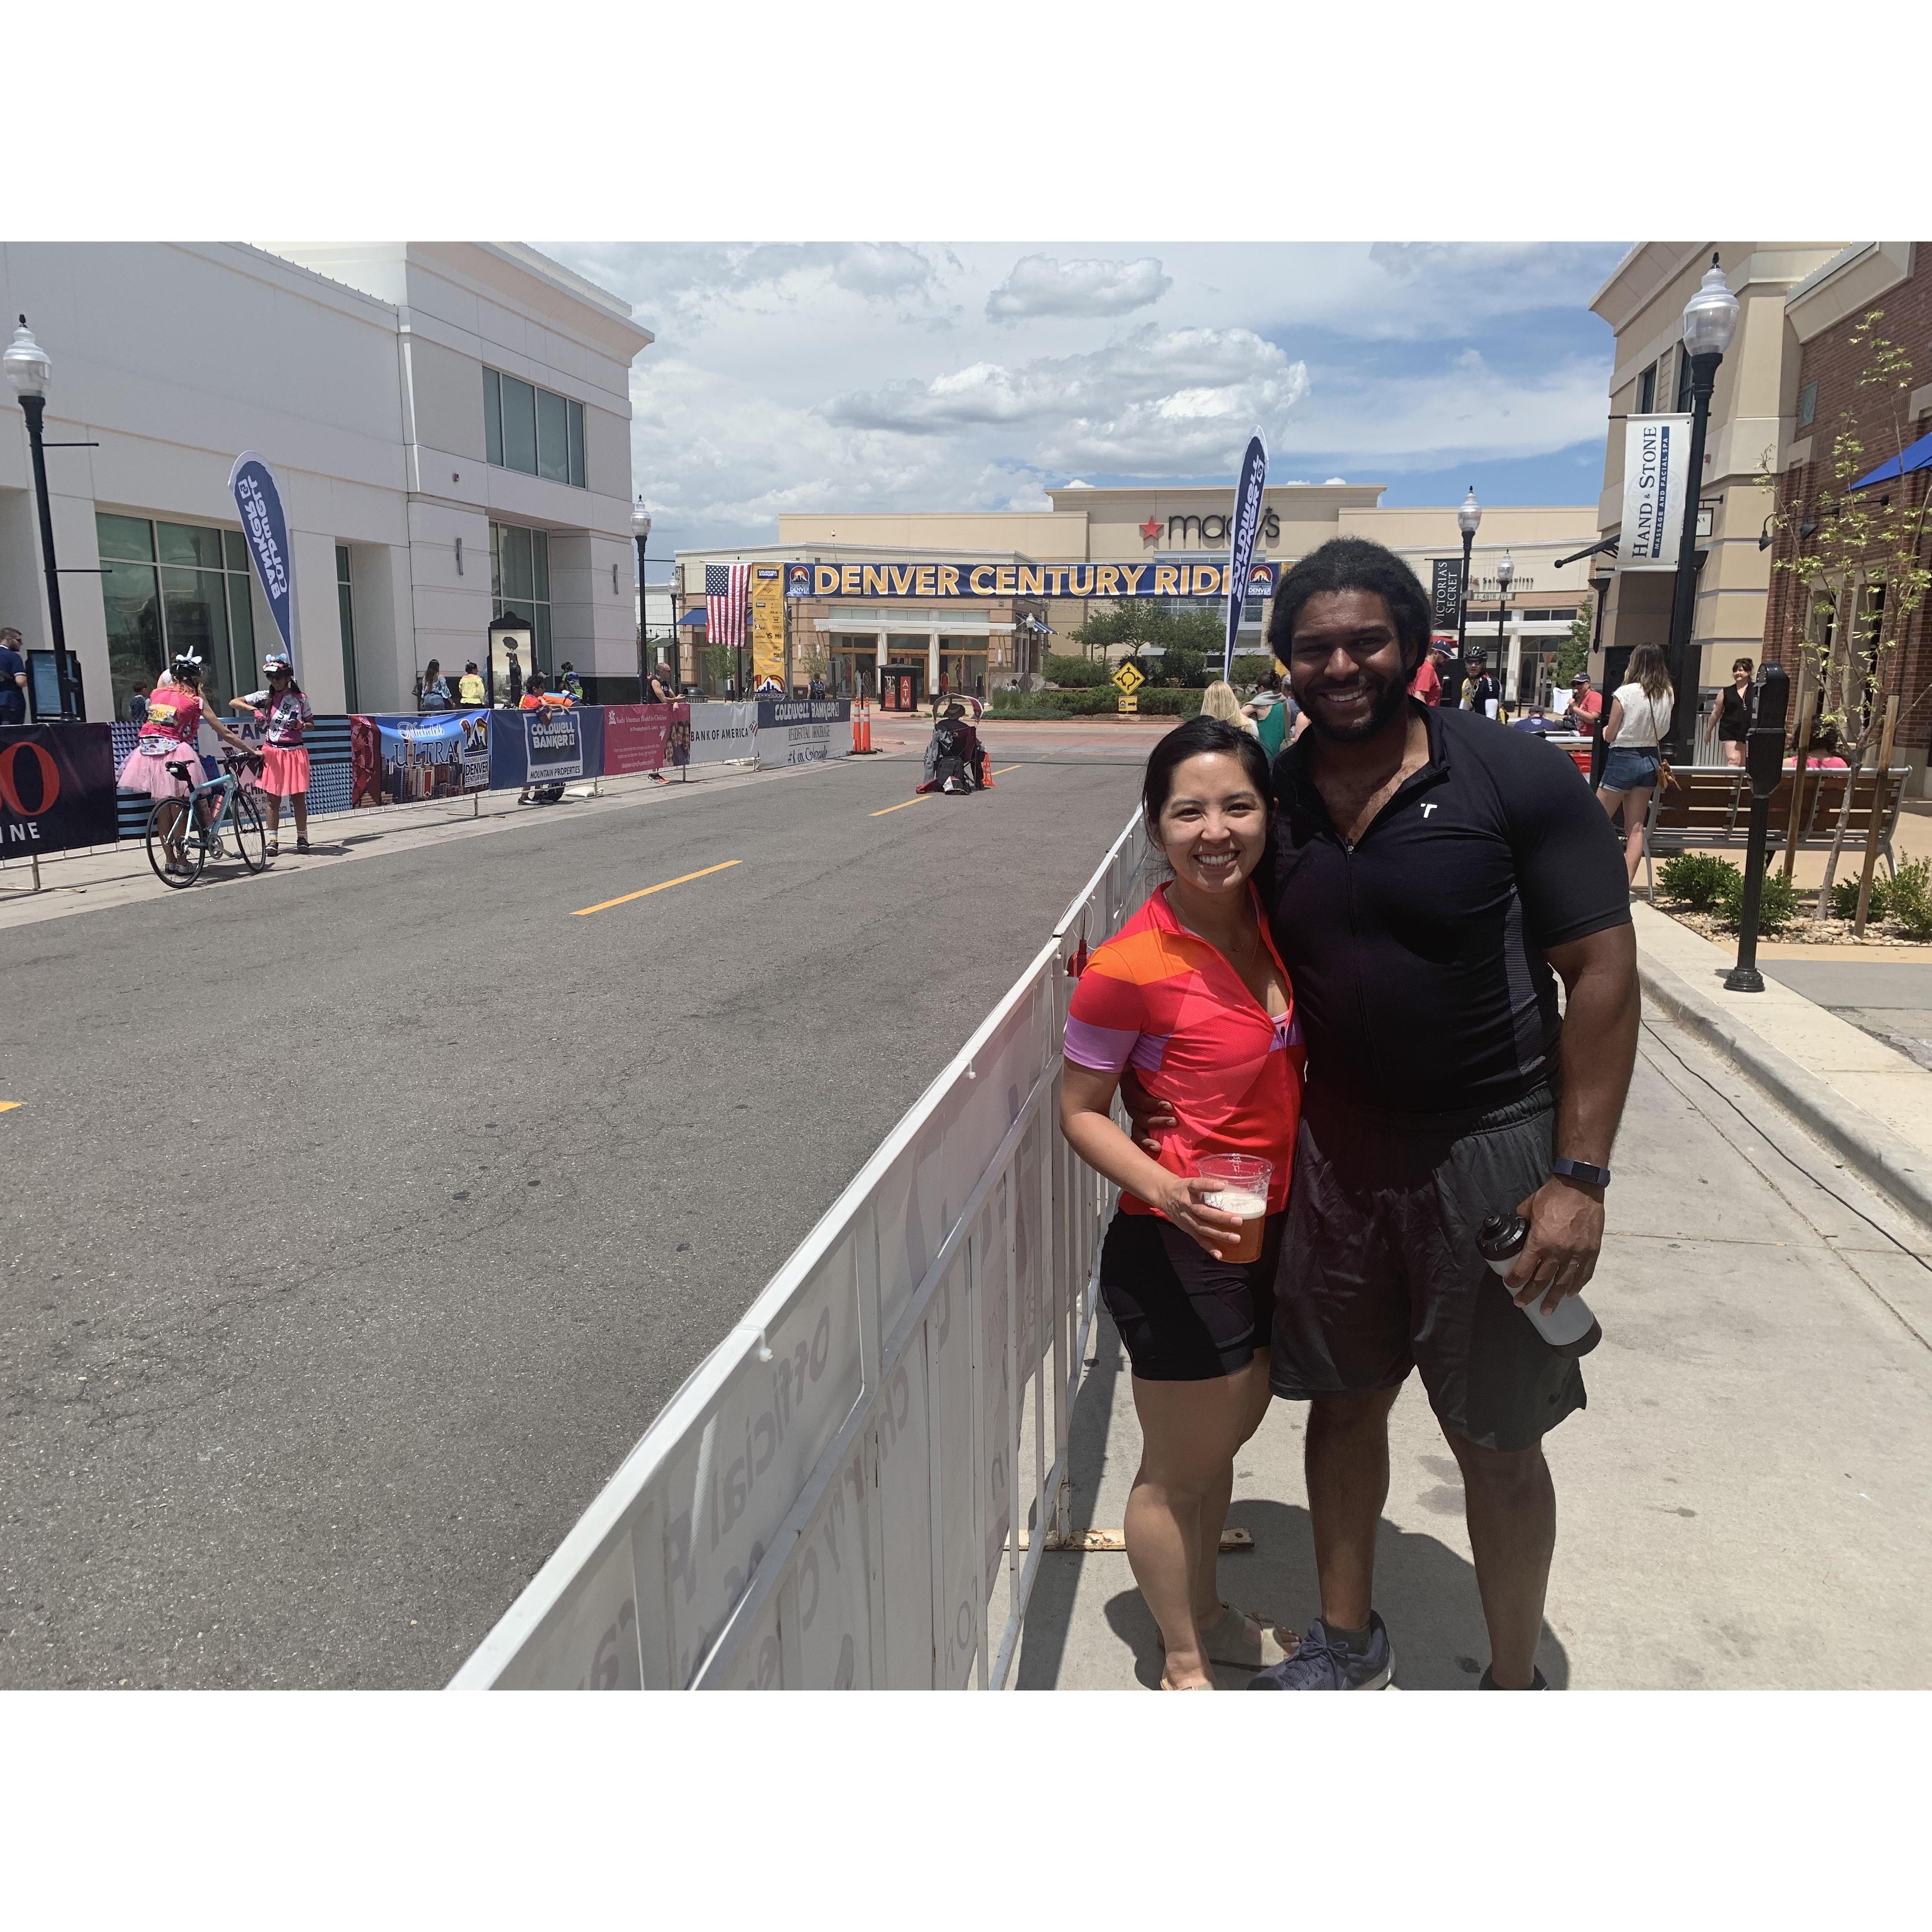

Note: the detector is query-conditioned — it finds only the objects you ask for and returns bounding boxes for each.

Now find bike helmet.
[169,653,204,683]
[263,653,294,678]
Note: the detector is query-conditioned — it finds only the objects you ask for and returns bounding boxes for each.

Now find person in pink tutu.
[234,654,315,855]
[117,655,254,874]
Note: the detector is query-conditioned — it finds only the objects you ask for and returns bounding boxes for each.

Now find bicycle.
[144,749,269,888]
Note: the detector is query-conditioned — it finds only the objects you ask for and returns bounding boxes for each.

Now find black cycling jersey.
[1265,702,1631,1116]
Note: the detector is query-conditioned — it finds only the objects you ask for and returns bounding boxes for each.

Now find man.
[1566,671,1604,730]
[1510,704,1560,736]
[1408,643,1446,708]
[1128,537,1637,1690]
[0,626,27,725]
[1460,651,1499,717]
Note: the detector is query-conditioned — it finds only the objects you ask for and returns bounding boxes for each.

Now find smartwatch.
[1552,1157,1611,1189]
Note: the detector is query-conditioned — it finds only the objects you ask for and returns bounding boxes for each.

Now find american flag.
[706,564,749,649]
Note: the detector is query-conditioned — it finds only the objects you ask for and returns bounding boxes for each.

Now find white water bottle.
[1477,1213,1602,1357]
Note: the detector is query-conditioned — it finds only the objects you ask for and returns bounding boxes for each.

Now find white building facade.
[0,242,650,722]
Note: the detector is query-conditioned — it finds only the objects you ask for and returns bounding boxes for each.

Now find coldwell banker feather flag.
[1225,432,1269,670]
[228,452,297,661]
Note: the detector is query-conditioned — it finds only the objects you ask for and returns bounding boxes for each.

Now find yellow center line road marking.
[0,1101,20,1113]
[870,767,1021,817]
[572,860,740,916]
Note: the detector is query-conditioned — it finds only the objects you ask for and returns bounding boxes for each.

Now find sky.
[545,242,1631,569]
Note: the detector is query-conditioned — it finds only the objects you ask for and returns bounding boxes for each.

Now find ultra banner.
[784,559,1278,601]
[1619,414,1693,571]
[1224,433,1269,667]
[0,722,118,856]
[350,709,492,807]
[228,452,297,659]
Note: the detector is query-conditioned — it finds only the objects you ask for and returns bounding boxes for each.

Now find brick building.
[1765,243,1932,789]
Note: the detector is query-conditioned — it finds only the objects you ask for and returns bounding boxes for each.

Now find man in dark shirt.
[1131,537,1637,1691]
[0,627,27,725]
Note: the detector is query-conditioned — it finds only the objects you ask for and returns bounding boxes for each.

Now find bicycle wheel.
[145,796,205,888]
[228,785,268,872]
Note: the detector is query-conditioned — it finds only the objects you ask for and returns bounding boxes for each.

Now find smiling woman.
[1058,713,1307,1690]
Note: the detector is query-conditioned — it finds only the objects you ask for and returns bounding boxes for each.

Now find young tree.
[1760,310,1932,930]
[1555,596,1592,688]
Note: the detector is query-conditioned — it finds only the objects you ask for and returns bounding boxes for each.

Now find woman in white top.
[1598,643,1674,886]
[1199,679,1260,738]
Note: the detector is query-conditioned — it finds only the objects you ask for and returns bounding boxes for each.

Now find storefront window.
[336,545,358,713]
[490,521,553,674]
[94,511,258,721]
[483,367,587,489]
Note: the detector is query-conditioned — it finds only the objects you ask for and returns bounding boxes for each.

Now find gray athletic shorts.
[1270,1082,1587,1452]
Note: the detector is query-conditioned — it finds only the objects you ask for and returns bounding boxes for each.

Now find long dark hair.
[1142,715,1272,838]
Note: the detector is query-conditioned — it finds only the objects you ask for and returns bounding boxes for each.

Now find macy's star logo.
[1138,515,1162,542]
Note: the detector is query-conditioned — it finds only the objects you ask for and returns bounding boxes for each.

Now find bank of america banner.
[1224,433,1269,667]
[227,452,297,658]
[1619,414,1693,571]
[1430,558,1462,629]
[783,559,1278,601]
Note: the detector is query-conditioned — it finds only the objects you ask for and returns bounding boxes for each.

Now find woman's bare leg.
[1621,784,1655,883]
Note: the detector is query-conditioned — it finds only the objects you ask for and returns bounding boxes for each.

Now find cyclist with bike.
[233,653,314,855]
[118,656,255,874]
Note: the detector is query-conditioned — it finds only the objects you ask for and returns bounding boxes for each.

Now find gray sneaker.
[1247,1612,1394,1690]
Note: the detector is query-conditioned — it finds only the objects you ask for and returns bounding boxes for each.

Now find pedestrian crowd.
[1060,536,1640,1690]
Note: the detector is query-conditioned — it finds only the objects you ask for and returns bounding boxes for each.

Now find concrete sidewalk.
[1018,1002,1932,1690]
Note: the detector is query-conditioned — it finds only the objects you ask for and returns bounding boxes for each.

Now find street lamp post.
[1587,569,1613,786]
[1664,255,1740,759]
[1493,551,1514,712]
[631,502,653,695]
[1455,485,1480,702]
[3,317,80,719]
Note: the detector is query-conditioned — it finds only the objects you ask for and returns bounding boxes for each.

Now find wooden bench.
[1638,763,1910,898]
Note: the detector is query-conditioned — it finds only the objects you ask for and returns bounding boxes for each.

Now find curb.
[1636,948,1932,1230]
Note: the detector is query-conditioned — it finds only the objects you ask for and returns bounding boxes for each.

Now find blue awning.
[677,608,708,626]
[1851,427,1932,491]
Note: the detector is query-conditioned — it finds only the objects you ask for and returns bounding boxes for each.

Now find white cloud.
[986,253,1171,322]
[824,324,1309,471]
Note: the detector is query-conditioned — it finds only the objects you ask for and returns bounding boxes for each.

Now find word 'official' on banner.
[784,560,1279,601]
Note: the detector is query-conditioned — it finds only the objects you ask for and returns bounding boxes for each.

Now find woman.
[1785,717,1849,770]
[1710,658,1754,767]
[1199,679,1258,737]
[1598,641,1674,886]
[235,653,314,855]
[1060,716,1307,1689]
[116,655,254,874]
[417,659,452,712]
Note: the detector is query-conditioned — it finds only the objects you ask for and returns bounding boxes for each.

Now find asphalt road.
[0,734,1148,1687]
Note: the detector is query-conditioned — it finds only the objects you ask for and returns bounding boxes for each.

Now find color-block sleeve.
[1063,954,1146,1076]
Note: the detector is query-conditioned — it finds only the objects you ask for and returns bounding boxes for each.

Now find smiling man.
[1135,536,1638,1689]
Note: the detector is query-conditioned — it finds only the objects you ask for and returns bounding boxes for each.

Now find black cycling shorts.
[1269,1083,1586,1452]
[1100,1207,1286,1382]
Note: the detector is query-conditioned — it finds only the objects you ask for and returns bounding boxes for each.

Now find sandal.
[1198,1604,1295,1670]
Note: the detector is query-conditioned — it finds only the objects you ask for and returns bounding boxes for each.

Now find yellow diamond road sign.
[1112,662,1145,694]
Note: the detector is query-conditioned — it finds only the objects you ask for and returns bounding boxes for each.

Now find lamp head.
[1681,253,1739,360]
[1496,551,1515,591]
[631,501,653,540]
[1456,485,1481,537]
[3,316,51,399]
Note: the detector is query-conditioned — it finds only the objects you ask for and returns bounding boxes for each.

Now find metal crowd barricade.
[450,809,1152,1689]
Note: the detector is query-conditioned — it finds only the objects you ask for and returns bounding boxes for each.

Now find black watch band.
[1552,1157,1611,1189]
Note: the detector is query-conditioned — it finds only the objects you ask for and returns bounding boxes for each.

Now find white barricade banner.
[687,702,758,765]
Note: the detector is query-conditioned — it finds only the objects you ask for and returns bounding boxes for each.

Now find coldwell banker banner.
[783,559,1278,601]
[1619,414,1693,571]
[228,452,297,658]
[1224,433,1269,667]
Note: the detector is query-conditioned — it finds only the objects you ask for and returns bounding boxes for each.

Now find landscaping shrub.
[1136,690,1205,717]
[1044,653,1108,688]
[989,686,1117,719]
[1656,853,1740,911]
[1829,871,1893,923]
[1887,857,1932,940]
[1713,863,1799,934]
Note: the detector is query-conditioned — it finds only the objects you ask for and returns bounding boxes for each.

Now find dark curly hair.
[1264,537,1432,675]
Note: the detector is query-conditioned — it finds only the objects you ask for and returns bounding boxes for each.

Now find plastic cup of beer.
[1195,1154,1272,1264]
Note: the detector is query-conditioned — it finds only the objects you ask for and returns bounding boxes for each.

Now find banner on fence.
[603,702,684,776]
[1619,414,1693,570]
[351,710,491,807]
[754,697,852,769]
[687,702,758,765]
[0,723,118,855]
[749,569,786,689]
